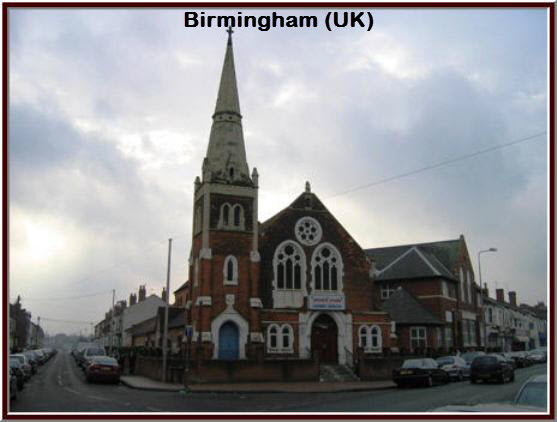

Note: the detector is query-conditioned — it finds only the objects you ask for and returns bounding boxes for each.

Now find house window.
[436,327,443,348]
[359,326,368,348]
[267,324,293,353]
[223,255,238,285]
[233,205,243,227]
[470,321,477,345]
[273,241,305,290]
[467,271,473,305]
[311,243,343,292]
[462,320,469,346]
[410,327,426,350]
[488,308,493,323]
[381,284,395,300]
[441,281,449,298]
[370,325,382,351]
[222,203,230,226]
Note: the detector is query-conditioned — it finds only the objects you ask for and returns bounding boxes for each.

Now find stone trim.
[196,296,212,306]
[250,332,264,343]
[211,307,249,360]
[418,295,457,302]
[185,300,192,310]
[201,332,212,342]
[249,298,263,308]
[250,251,261,262]
[200,248,212,260]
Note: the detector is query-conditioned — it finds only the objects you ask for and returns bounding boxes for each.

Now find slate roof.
[173,280,189,294]
[365,238,462,281]
[383,287,443,325]
[126,316,157,336]
[261,191,328,232]
[369,246,456,281]
[366,238,461,270]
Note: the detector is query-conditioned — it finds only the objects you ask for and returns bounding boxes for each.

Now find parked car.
[460,351,485,367]
[514,374,547,410]
[85,356,120,384]
[526,350,546,364]
[494,352,517,369]
[508,351,530,368]
[73,342,98,362]
[9,368,18,401]
[435,356,469,381]
[10,354,33,380]
[470,354,514,384]
[31,349,47,365]
[78,346,107,368]
[393,358,450,388]
[22,351,39,374]
[9,358,26,390]
[430,403,544,412]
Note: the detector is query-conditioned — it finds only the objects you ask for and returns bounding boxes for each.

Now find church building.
[184,30,392,370]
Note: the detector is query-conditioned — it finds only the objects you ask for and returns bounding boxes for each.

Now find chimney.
[496,288,505,303]
[129,293,137,306]
[138,285,146,302]
[482,283,489,298]
[508,291,517,307]
[161,287,167,303]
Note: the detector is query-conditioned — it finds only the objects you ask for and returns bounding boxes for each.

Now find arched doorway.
[218,321,239,360]
[311,313,338,363]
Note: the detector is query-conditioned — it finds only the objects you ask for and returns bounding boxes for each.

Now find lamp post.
[478,248,497,351]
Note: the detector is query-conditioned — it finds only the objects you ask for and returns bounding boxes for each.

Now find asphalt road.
[9,351,547,414]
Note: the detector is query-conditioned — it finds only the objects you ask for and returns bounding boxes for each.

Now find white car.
[514,374,547,410]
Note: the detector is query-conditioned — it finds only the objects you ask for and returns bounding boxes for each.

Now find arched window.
[222,203,230,227]
[370,325,382,351]
[233,205,243,227]
[359,326,369,348]
[223,255,238,285]
[267,324,293,353]
[273,241,305,291]
[281,325,293,350]
[311,243,343,292]
[267,324,279,350]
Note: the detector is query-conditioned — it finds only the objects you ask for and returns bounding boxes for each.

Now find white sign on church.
[309,294,345,310]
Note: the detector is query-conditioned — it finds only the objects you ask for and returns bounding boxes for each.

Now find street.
[9,351,547,413]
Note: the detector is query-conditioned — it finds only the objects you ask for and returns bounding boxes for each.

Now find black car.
[9,368,18,401]
[470,354,514,384]
[508,351,530,368]
[393,358,450,388]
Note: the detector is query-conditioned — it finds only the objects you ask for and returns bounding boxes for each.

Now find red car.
[85,356,120,384]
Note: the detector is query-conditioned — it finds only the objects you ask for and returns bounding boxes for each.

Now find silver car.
[435,356,469,381]
[514,374,547,410]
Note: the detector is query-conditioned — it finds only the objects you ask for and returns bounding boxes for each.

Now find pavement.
[119,375,396,393]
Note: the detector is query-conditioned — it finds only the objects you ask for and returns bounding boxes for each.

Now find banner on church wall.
[309,294,345,310]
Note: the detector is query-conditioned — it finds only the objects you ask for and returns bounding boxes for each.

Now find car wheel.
[510,372,515,382]
[470,377,476,384]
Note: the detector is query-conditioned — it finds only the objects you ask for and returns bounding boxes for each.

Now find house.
[365,235,484,352]
[382,287,445,354]
[121,286,166,347]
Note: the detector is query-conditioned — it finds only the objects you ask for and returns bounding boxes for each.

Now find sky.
[7,7,549,336]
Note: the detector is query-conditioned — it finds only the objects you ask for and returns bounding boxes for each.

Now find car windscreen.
[9,359,21,368]
[11,355,25,363]
[473,356,497,365]
[402,360,425,369]
[515,383,547,408]
[436,357,454,365]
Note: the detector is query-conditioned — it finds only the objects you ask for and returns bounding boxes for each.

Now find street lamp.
[478,248,497,351]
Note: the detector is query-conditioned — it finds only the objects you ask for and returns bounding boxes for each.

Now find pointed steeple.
[203,28,251,186]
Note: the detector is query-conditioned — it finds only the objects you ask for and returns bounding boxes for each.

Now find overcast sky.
[8,8,548,336]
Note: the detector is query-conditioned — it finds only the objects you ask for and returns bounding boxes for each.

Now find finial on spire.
[305,181,311,193]
[227,26,234,45]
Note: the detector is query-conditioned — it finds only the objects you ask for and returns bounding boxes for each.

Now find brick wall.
[184,358,319,384]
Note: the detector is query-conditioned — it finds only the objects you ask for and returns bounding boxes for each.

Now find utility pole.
[111,289,115,354]
[36,316,40,348]
[162,238,172,383]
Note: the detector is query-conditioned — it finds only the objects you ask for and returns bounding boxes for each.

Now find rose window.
[295,217,322,246]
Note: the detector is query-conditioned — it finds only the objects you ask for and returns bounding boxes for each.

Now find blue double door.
[218,321,239,360]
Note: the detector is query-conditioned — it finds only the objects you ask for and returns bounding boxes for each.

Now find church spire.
[203,27,251,185]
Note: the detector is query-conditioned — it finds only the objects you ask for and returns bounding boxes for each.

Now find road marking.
[87,395,109,401]
[64,387,81,395]
[57,375,63,386]
[146,406,162,412]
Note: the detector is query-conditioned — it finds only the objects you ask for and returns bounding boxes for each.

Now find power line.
[39,317,95,325]
[327,131,547,199]
[23,290,113,302]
